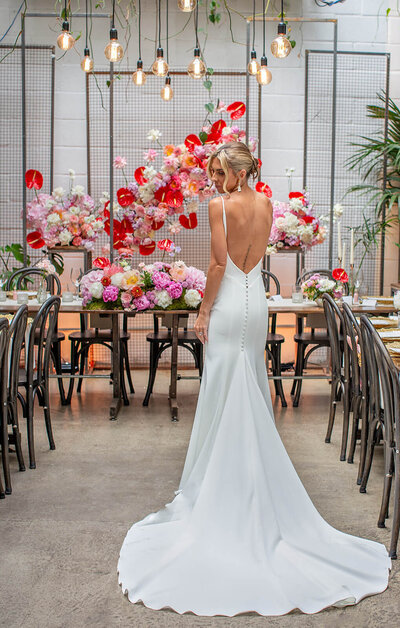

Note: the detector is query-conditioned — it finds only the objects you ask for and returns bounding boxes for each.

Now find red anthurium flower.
[154,186,170,203]
[257,158,262,168]
[166,189,184,208]
[117,187,135,207]
[26,231,45,249]
[157,238,174,252]
[204,132,221,144]
[139,241,156,256]
[332,268,349,283]
[303,215,314,224]
[289,191,305,200]
[134,166,148,185]
[179,212,198,229]
[226,101,246,120]
[104,219,110,236]
[184,134,202,151]
[113,229,126,250]
[212,119,227,134]
[255,181,273,198]
[25,169,43,190]
[120,217,134,233]
[93,257,110,269]
[151,219,164,231]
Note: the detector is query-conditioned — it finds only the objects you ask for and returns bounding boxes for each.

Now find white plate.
[378,330,400,340]
[370,318,397,327]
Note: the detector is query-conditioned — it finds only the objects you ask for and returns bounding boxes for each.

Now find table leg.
[110,314,122,420]
[169,313,180,422]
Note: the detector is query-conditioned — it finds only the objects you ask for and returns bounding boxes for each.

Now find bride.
[118,141,391,617]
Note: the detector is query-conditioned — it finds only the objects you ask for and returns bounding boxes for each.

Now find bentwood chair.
[358,316,385,495]
[261,270,287,407]
[143,313,203,406]
[322,294,350,461]
[6,268,66,405]
[0,318,10,499]
[18,296,60,469]
[1,305,28,494]
[369,319,400,559]
[291,269,333,407]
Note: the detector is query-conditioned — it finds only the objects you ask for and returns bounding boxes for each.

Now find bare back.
[222,192,272,274]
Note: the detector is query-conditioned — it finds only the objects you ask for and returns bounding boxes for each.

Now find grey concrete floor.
[0,371,398,628]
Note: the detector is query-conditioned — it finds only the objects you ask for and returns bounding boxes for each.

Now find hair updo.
[207,141,259,194]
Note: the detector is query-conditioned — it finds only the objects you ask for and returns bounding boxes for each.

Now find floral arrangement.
[267,190,327,254]
[301,269,348,302]
[25,169,105,251]
[80,257,206,311]
[35,258,56,274]
[103,100,261,257]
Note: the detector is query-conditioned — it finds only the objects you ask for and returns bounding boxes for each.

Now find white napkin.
[361,299,377,307]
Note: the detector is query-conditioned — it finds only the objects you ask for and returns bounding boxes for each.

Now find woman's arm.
[194,196,227,344]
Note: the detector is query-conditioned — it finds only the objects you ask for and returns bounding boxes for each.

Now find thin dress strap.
[220,195,227,236]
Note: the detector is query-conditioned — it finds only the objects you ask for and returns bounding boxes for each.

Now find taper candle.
[337,221,342,261]
[350,228,354,265]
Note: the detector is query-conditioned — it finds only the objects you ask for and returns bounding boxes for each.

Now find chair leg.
[325,378,339,443]
[1,407,12,494]
[10,402,25,473]
[340,381,350,462]
[143,342,159,407]
[389,454,400,559]
[120,350,129,406]
[293,345,305,408]
[65,340,78,404]
[291,343,300,396]
[273,344,287,408]
[357,395,369,485]
[51,341,66,405]
[122,340,135,394]
[26,390,36,469]
[77,343,88,393]
[42,385,56,451]
[360,421,378,493]
[347,395,360,464]
[378,448,393,528]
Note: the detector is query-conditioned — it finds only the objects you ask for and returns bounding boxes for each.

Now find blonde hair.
[207,141,259,194]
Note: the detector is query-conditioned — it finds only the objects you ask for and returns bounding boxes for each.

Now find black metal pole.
[328,20,338,270]
[109,59,114,264]
[21,13,27,265]
[380,53,391,294]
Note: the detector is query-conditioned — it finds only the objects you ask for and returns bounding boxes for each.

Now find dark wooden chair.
[1,305,28,494]
[6,268,66,405]
[0,318,10,499]
[261,269,287,407]
[342,303,364,468]
[369,319,400,559]
[322,294,350,461]
[18,296,60,469]
[143,313,203,407]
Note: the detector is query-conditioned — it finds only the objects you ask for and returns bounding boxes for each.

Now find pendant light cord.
[195,1,199,49]
[252,0,256,50]
[262,0,266,56]
[158,0,162,48]
[281,0,284,20]
[166,0,169,63]
[85,0,88,48]
[138,0,142,60]
[112,0,116,29]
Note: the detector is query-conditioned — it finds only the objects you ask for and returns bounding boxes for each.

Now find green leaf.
[207,67,214,75]
[106,80,111,88]
[199,131,208,144]
[203,79,212,91]
[205,102,214,113]
[5,243,24,263]
[51,252,64,276]
[387,8,391,16]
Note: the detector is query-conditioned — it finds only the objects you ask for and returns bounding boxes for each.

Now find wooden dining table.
[0,298,195,422]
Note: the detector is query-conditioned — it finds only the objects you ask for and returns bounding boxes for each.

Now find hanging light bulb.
[257,56,272,85]
[161,75,173,101]
[132,60,146,85]
[188,48,206,79]
[177,0,196,11]
[81,47,93,72]
[57,21,75,51]
[248,50,260,76]
[104,27,124,62]
[271,1,291,59]
[152,47,169,76]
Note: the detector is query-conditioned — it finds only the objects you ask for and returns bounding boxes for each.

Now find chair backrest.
[26,296,61,385]
[342,302,361,395]
[360,315,382,421]
[261,270,280,334]
[6,267,61,295]
[368,317,398,447]
[153,312,189,333]
[322,293,346,376]
[0,318,10,428]
[7,304,28,400]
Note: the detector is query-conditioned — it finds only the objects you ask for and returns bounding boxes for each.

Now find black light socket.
[109,27,118,40]
[277,22,286,35]
[260,55,268,66]
[136,59,143,69]
[83,47,90,56]
[193,47,201,57]
[156,47,164,58]
[62,20,70,31]
[250,50,257,60]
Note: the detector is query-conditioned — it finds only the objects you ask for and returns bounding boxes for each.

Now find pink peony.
[152,271,171,290]
[102,285,119,302]
[166,281,183,300]
[113,156,127,169]
[121,291,133,309]
[133,295,151,311]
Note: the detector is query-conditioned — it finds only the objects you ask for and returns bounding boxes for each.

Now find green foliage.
[0,244,31,289]
[203,79,212,91]
[209,1,221,24]
[142,270,154,290]
[205,102,214,114]
[51,252,65,276]
[199,131,208,144]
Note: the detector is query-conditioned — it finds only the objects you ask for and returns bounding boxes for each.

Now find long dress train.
[118,196,391,617]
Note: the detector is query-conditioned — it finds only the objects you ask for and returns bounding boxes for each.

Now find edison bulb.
[247,51,260,76]
[257,58,272,85]
[161,77,173,101]
[152,48,169,76]
[132,68,146,85]
[271,34,291,58]
[104,29,124,62]
[81,48,93,72]
[57,24,75,51]
[178,0,196,10]
[187,50,206,79]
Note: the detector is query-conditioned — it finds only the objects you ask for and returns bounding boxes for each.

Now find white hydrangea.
[86,228,94,238]
[319,278,336,292]
[69,205,80,215]
[72,185,85,197]
[147,129,162,142]
[333,203,344,219]
[298,224,314,244]
[155,289,172,309]
[275,212,299,236]
[140,182,156,203]
[222,126,231,136]
[111,273,125,288]
[143,165,157,180]
[184,289,202,308]
[45,198,57,209]
[58,228,73,245]
[289,198,303,211]
[46,213,61,227]
[89,282,104,299]
[53,187,65,200]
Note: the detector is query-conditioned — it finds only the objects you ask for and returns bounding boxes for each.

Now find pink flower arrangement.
[25,170,104,251]
[267,191,327,254]
[80,258,206,311]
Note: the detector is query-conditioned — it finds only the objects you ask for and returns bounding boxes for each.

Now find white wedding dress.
[118,197,391,616]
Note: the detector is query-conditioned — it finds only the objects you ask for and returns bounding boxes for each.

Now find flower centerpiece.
[25,169,104,251]
[301,269,348,306]
[80,257,206,311]
[103,100,259,257]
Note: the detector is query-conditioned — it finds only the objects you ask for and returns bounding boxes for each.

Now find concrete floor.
[0,372,398,628]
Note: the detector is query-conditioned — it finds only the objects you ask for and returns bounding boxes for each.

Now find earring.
[237,179,242,192]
